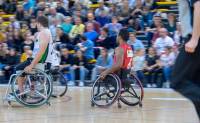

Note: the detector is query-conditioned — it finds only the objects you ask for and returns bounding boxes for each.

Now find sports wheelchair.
[3,63,68,107]
[91,71,144,108]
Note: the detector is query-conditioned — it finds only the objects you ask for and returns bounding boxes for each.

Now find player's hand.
[100,71,108,80]
[185,39,198,53]
[24,65,33,73]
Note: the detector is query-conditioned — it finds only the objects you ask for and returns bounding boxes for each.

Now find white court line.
[148,98,188,101]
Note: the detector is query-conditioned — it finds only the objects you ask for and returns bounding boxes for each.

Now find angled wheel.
[11,69,52,108]
[50,70,68,98]
[120,74,144,106]
[91,74,121,108]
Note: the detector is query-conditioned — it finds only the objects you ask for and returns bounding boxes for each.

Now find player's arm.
[191,1,200,41]
[100,47,124,77]
[30,32,49,67]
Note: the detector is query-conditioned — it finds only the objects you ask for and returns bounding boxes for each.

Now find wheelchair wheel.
[11,69,52,107]
[91,74,121,107]
[120,74,144,106]
[50,71,68,98]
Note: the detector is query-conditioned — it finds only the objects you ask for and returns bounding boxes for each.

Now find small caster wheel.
[139,102,142,108]
[46,102,51,106]
[118,103,122,108]
[91,102,95,107]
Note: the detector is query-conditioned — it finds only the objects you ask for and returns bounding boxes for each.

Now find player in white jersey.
[15,16,53,94]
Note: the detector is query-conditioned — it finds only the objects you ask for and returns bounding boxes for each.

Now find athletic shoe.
[152,84,157,88]
[147,84,152,88]
[68,81,75,86]
[79,81,84,87]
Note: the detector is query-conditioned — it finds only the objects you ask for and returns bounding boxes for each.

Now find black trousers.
[171,36,200,119]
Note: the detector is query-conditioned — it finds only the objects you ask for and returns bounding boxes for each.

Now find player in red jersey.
[100,28,133,80]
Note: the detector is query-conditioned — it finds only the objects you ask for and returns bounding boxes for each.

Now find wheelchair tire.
[11,69,53,108]
[91,74,121,108]
[50,71,68,98]
[120,74,144,106]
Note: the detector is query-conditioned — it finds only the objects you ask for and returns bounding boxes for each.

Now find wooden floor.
[0,87,199,123]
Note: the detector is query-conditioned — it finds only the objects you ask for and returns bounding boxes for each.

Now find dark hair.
[36,16,49,27]
[102,27,109,33]
[118,28,129,42]
[80,35,87,41]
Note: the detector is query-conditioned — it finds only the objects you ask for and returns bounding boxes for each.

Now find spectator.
[3,48,19,80]
[29,17,38,35]
[23,0,35,11]
[59,47,75,86]
[131,49,146,86]
[9,16,20,29]
[48,7,65,25]
[86,13,101,33]
[84,22,99,42]
[20,32,34,52]
[20,46,32,63]
[61,16,73,34]
[95,1,110,17]
[96,11,111,27]
[49,18,60,41]
[72,9,87,22]
[15,5,25,21]
[78,35,94,59]
[153,28,174,55]
[104,16,122,36]
[73,50,89,86]
[13,29,23,51]
[128,31,145,52]
[118,0,132,20]
[91,48,113,81]
[56,1,69,16]
[173,22,182,46]
[144,47,161,88]
[56,26,74,50]
[165,13,177,35]
[96,27,116,49]
[159,46,176,88]
[141,6,153,27]
[69,17,85,39]
[2,0,16,14]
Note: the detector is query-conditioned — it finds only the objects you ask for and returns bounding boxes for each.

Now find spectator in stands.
[59,47,75,86]
[3,48,19,80]
[20,32,34,52]
[73,50,89,86]
[29,17,38,35]
[131,49,146,86]
[96,10,111,27]
[91,48,113,82]
[165,13,177,36]
[16,5,25,21]
[84,22,99,42]
[104,16,122,36]
[144,0,156,9]
[128,31,145,52]
[20,46,32,63]
[49,7,65,25]
[144,47,160,88]
[173,22,182,46]
[159,46,176,88]
[127,18,143,31]
[61,16,73,34]
[73,9,87,23]
[56,1,69,16]
[86,13,101,33]
[141,6,153,27]
[69,17,85,39]
[96,27,116,49]
[95,1,110,17]
[118,0,132,20]
[9,16,20,29]
[56,26,74,50]
[2,0,16,14]
[153,28,174,55]
[13,29,23,51]
[49,18,59,41]
[78,35,94,59]
[23,0,35,12]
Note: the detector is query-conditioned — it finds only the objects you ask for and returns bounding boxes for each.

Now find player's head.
[117,28,129,44]
[36,16,49,29]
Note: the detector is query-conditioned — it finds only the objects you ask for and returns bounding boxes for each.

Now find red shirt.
[114,43,133,69]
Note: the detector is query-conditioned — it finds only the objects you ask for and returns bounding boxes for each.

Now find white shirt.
[160,52,176,67]
[154,36,175,55]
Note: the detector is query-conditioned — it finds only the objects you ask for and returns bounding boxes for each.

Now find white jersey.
[32,28,54,64]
